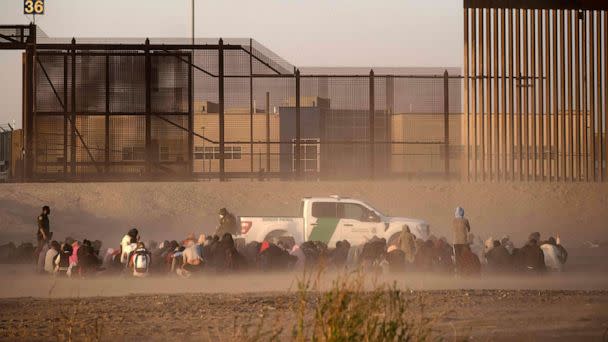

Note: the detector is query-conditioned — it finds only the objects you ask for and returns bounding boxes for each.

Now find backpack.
[55,244,73,274]
[133,249,150,274]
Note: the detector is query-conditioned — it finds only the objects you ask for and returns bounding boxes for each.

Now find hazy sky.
[0,0,463,126]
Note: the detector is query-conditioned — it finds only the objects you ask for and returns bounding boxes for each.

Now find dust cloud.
[1,180,607,246]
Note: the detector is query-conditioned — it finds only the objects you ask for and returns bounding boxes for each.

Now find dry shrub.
[293,269,437,342]
[51,300,104,342]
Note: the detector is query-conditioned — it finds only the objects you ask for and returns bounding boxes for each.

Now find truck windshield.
[362,201,386,217]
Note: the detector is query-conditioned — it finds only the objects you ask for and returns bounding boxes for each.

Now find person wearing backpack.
[54,240,74,277]
[129,242,151,277]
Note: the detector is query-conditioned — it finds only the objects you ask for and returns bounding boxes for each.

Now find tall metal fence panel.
[464,0,608,182]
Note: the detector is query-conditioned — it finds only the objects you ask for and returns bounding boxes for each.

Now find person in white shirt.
[120,228,139,264]
[44,241,60,274]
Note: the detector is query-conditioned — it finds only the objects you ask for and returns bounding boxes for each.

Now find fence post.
[369,69,375,179]
[385,75,394,176]
[295,69,301,179]
[188,52,194,177]
[218,38,225,181]
[249,38,254,175]
[70,37,77,178]
[444,70,450,180]
[105,54,110,174]
[265,92,270,173]
[144,38,152,176]
[63,54,68,176]
[23,24,36,181]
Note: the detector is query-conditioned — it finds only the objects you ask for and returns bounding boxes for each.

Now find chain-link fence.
[9,31,462,181]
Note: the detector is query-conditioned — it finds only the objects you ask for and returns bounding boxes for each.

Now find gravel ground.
[0,289,606,341]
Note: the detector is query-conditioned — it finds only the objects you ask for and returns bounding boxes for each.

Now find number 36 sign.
[24,0,45,15]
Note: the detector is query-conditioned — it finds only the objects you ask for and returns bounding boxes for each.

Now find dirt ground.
[0,269,607,341]
[0,284,606,341]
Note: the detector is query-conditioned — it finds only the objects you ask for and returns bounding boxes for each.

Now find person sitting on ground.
[500,235,516,255]
[433,238,454,274]
[44,241,60,274]
[92,240,103,258]
[540,235,567,272]
[259,241,297,271]
[129,242,151,277]
[215,208,239,236]
[178,237,204,277]
[399,225,417,264]
[484,240,512,273]
[385,245,406,272]
[529,232,541,244]
[163,240,181,273]
[413,239,435,272]
[69,240,80,272]
[77,239,102,276]
[458,245,481,277]
[554,234,568,264]
[121,228,139,264]
[218,233,247,271]
[515,234,546,274]
[360,237,387,269]
[300,240,329,269]
[328,240,351,269]
[54,239,74,276]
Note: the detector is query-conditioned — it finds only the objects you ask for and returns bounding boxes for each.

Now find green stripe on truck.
[308,218,340,244]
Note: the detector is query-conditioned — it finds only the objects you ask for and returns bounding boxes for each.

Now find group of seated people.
[29,226,567,278]
[36,237,104,276]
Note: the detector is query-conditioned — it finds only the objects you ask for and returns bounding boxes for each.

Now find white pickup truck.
[238,196,430,247]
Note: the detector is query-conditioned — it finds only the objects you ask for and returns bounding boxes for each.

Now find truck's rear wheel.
[264,231,295,249]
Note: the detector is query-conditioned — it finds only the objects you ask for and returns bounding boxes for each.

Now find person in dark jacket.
[413,240,435,272]
[77,239,101,276]
[328,240,351,269]
[34,205,52,260]
[515,238,546,274]
[485,240,513,273]
[432,238,454,274]
[259,242,297,271]
[360,237,387,269]
[215,208,239,236]
[458,246,481,277]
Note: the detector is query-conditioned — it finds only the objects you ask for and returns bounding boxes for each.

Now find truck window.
[311,202,338,218]
[338,203,367,221]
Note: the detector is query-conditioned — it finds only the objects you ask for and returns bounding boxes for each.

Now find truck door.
[337,202,384,245]
[306,201,341,245]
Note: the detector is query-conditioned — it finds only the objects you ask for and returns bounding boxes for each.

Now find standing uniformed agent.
[215,208,238,236]
[35,205,52,259]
